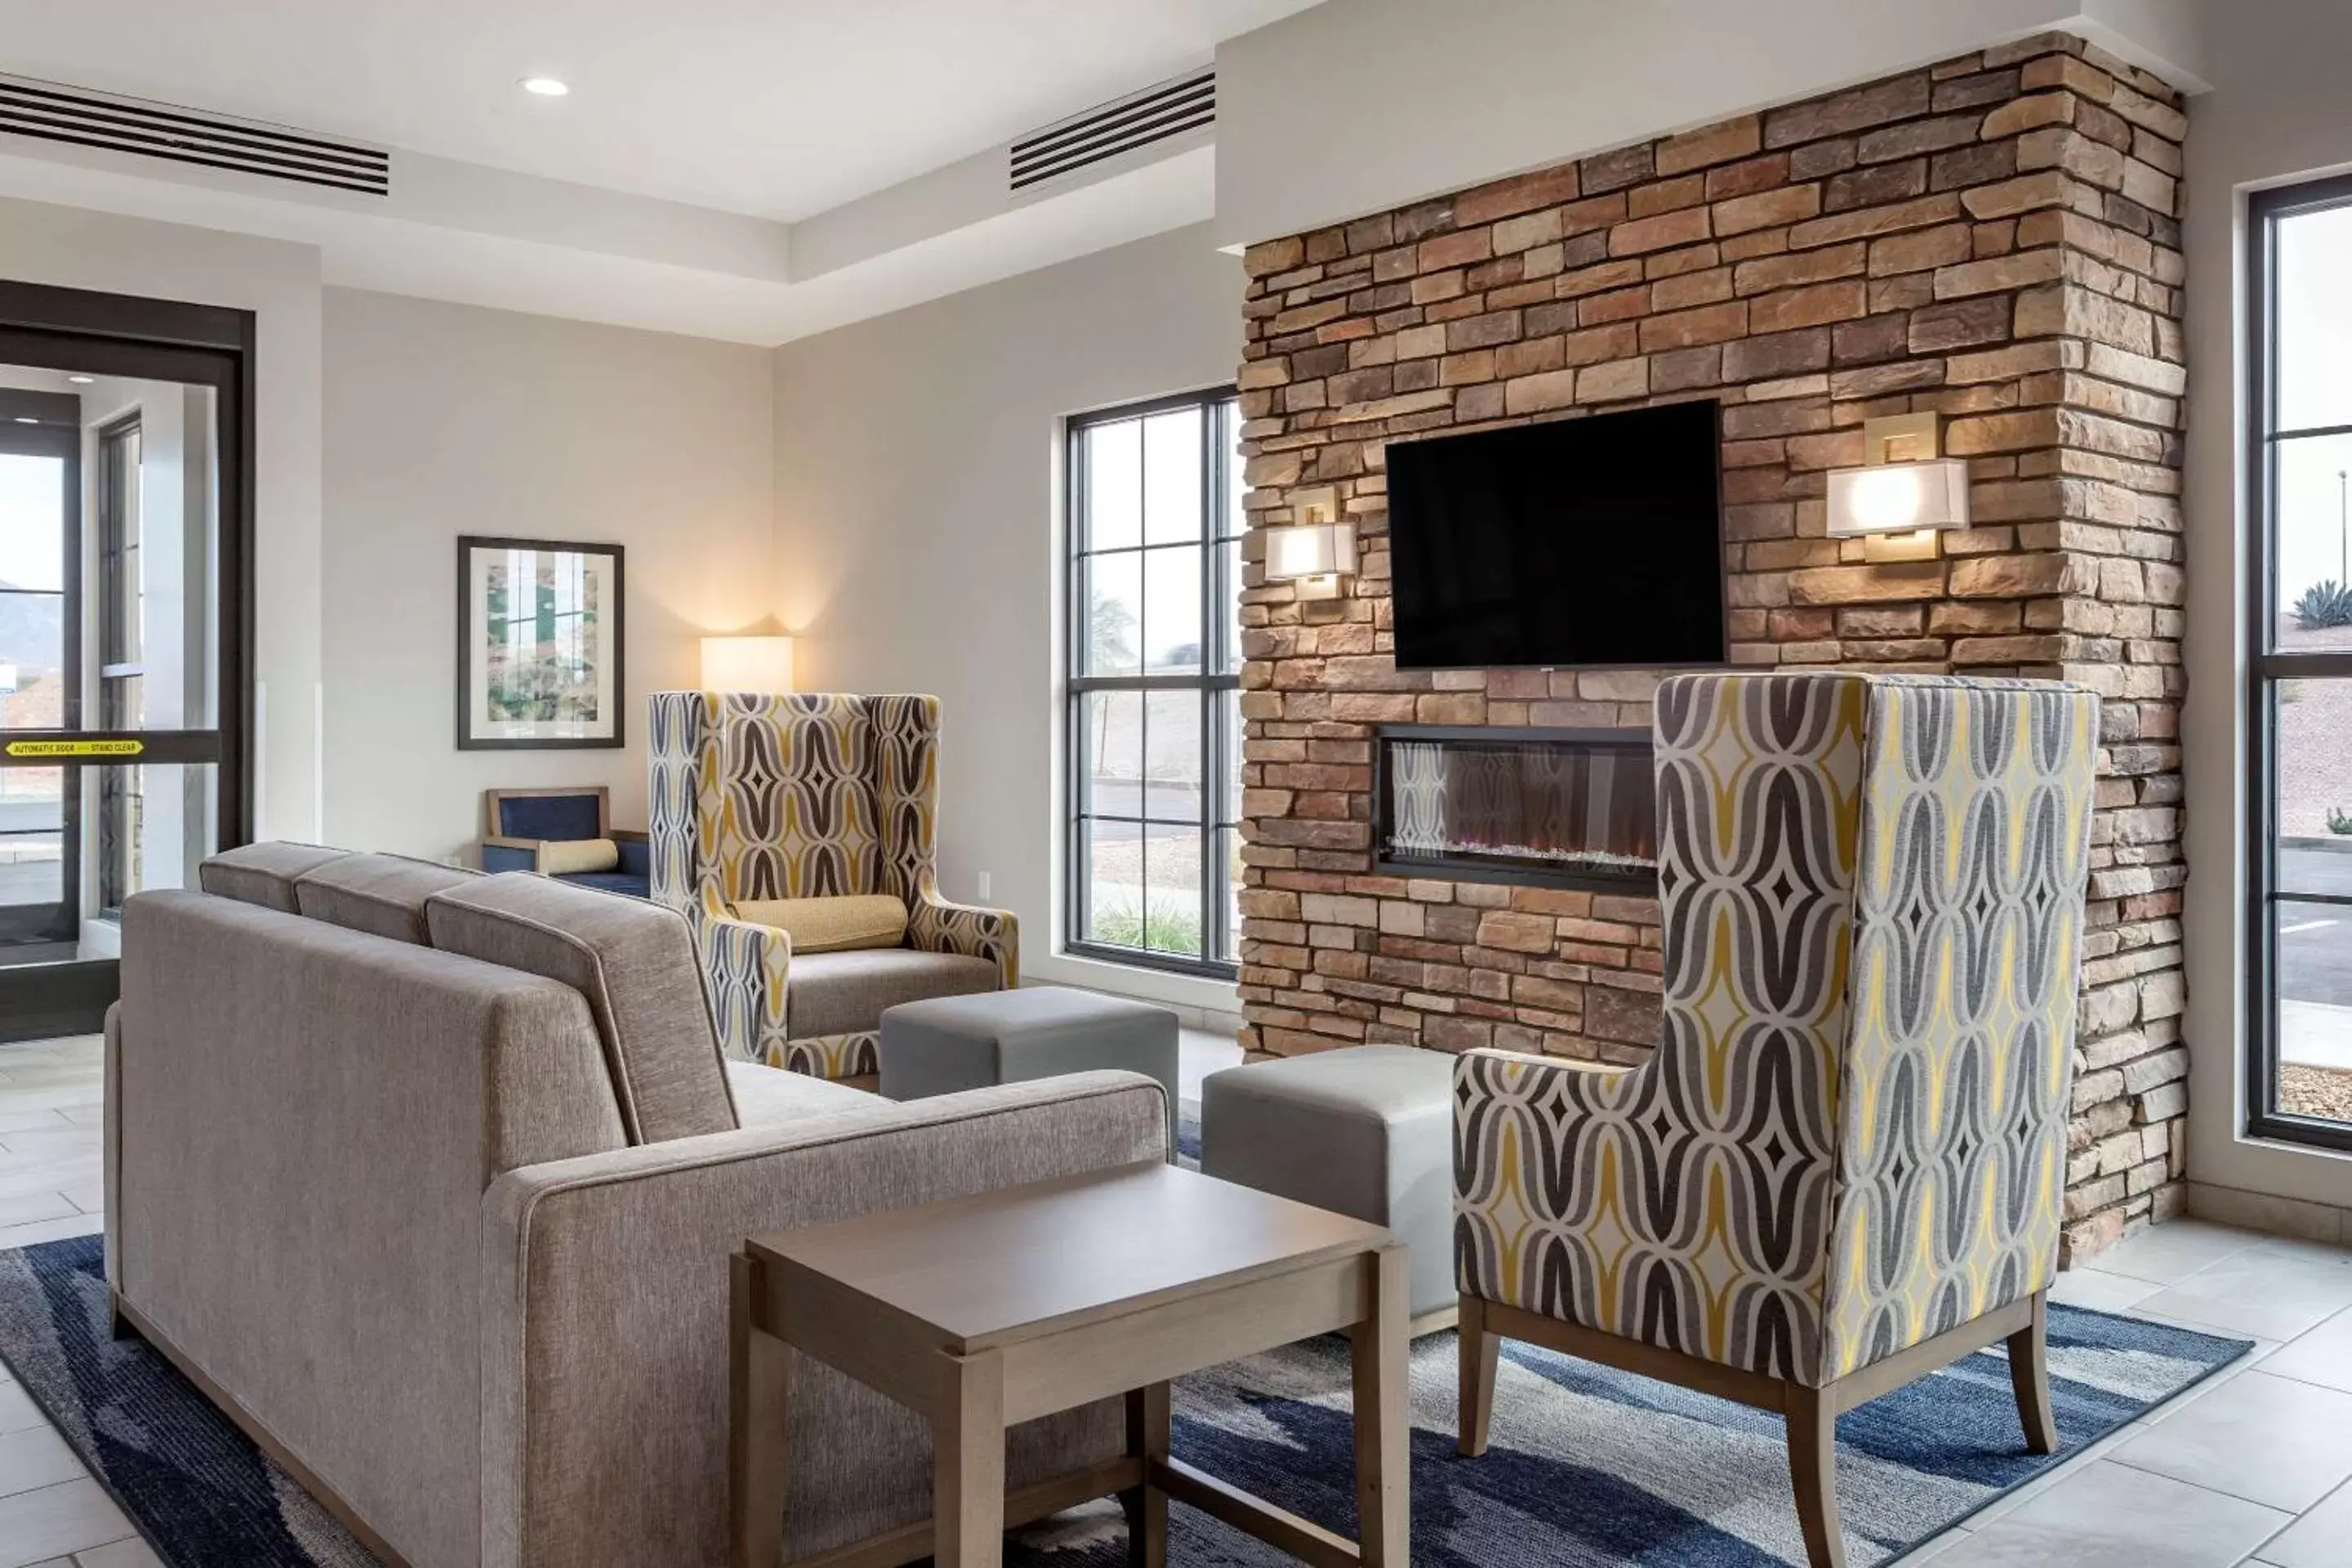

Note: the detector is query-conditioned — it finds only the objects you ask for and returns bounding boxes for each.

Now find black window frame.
[96,412,144,915]
[1064,386,1241,982]
[2246,170,2352,1154]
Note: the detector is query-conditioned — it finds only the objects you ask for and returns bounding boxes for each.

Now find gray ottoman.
[879,987,1180,1144]
[1200,1045,1455,1327]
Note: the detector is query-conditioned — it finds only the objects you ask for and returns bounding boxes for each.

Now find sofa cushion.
[426,873,737,1143]
[541,837,620,876]
[724,1059,875,1125]
[786,947,1000,1040]
[733,894,908,955]
[198,841,349,913]
[294,853,478,943]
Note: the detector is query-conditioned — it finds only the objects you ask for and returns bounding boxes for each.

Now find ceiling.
[0,0,1314,219]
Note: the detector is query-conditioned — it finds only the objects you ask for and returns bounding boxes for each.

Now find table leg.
[1122,1383,1170,1568]
[935,1351,1007,1568]
[1351,1245,1411,1567]
[730,1254,788,1568]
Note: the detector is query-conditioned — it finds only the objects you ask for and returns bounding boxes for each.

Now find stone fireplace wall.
[1234,32,2188,1260]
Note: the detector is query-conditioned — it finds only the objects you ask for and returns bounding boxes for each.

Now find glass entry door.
[0,285,253,1040]
[0,400,79,956]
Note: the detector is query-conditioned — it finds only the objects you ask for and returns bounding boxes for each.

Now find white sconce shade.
[1263,519,1356,602]
[701,635,795,693]
[1264,521,1356,580]
[1826,460,1972,537]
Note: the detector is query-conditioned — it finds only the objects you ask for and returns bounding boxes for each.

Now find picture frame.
[455,535,626,750]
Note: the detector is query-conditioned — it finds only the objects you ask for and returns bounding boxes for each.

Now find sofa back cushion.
[295,853,479,943]
[426,873,738,1143]
[492,790,604,842]
[198,841,350,913]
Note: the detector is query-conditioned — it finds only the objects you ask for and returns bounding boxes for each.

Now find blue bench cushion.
[557,871,650,900]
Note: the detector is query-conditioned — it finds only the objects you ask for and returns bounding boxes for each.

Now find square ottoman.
[879,987,1181,1146]
[1200,1045,1455,1329]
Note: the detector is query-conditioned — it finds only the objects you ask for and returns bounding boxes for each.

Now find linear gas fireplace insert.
[1373,724,1658,893]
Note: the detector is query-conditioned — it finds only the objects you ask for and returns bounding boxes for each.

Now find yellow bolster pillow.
[539,837,621,875]
[729,895,909,953]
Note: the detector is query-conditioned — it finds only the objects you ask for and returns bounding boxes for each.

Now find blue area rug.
[0,1233,2248,1567]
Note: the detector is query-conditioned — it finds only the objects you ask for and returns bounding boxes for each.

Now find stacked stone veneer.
[1234,33,2188,1262]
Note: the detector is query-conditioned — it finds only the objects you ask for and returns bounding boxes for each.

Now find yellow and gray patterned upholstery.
[1454,672,2098,1388]
[647,691,1018,1079]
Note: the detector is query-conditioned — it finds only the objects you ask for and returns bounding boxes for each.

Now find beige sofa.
[105,843,1168,1568]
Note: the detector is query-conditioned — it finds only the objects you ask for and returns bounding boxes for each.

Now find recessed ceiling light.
[66,375,93,385]
[520,76,570,97]
[12,416,36,425]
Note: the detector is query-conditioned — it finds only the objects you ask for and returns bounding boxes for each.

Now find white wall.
[2182,0,2352,1210]
[1213,0,2208,247]
[320,287,775,859]
[0,194,321,841]
[770,223,1242,1012]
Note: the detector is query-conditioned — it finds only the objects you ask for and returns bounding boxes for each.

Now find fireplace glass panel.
[1379,728,1656,889]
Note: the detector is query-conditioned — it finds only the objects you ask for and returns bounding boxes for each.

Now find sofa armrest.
[612,831,650,879]
[479,1071,1167,1568]
[693,910,793,1063]
[481,835,542,873]
[906,880,1018,988]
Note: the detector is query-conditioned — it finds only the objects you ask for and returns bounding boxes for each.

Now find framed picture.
[456,536,626,750]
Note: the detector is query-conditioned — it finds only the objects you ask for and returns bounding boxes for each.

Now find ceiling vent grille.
[0,74,389,195]
[1009,67,1213,194]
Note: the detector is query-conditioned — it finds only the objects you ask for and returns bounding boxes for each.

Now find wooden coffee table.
[730,1160,1410,1568]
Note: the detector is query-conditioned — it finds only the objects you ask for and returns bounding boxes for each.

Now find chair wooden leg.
[2008,1291,2058,1455]
[1457,1293,1499,1459]
[1784,1383,1846,1568]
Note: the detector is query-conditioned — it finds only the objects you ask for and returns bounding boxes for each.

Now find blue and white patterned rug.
[0,1234,2248,1567]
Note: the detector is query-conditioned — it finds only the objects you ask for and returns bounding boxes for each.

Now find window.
[2249,174,2352,1151]
[1066,389,1241,978]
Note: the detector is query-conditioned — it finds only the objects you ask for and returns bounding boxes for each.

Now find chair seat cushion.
[555,870,651,899]
[786,947,999,1040]
[724,1060,875,1125]
[734,895,909,954]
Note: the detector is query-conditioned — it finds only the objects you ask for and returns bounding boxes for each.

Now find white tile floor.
[7,1030,2352,1568]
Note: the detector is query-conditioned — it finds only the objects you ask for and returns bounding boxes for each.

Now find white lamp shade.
[1264,520,1357,580]
[701,635,795,693]
[1826,459,1972,537]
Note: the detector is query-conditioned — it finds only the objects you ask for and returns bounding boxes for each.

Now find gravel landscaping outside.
[2283,1063,2352,1121]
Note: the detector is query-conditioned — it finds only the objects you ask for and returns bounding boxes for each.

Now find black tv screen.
[1386,399,1726,670]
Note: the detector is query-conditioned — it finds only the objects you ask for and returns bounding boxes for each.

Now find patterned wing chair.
[648,692,1018,1080]
[1454,671,2100,1568]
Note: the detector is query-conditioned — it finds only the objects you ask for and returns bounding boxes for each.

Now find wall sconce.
[1263,488,1355,601]
[1826,412,1971,562]
[701,634,795,693]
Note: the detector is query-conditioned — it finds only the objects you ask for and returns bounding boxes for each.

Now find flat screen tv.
[1386,399,1726,670]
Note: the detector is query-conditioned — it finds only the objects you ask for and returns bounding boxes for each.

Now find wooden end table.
[730,1160,1410,1568]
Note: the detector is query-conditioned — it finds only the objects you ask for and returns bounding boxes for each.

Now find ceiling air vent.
[0,74,388,195]
[1009,66,1213,194]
